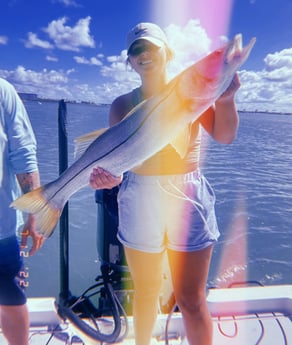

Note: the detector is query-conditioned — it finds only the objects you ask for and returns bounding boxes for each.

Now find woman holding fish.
[90,22,241,345]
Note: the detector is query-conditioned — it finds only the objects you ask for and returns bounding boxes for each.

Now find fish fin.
[170,124,191,158]
[73,100,147,159]
[74,100,146,159]
[74,128,108,158]
[10,187,61,238]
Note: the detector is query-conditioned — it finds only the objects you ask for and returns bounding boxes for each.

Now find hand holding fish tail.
[90,167,123,190]
[20,214,45,256]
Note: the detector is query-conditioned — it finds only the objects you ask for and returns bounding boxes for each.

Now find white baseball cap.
[126,22,169,54]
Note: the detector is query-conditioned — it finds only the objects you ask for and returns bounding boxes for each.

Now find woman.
[90,22,240,345]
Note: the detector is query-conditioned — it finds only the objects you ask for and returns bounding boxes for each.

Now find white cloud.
[166,20,212,79]
[46,55,58,62]
[0,35,8,45]
[236,48,292,112]
[51,0,80,7]
[73,55,103,66]
[14,65,69,84]
[264,48,292,71]
[44,16,95,51]
[167,20,211,61]
[24,32,54,49]
[22,16,95,52]
[2,19,291,112]
[0,66,72,98]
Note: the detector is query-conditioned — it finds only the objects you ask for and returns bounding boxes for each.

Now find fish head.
[177,34,256,107]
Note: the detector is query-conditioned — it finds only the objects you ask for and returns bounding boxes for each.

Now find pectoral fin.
[170,124,191,159]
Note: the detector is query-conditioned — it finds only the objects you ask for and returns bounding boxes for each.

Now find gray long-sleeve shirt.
[0,78,38,239]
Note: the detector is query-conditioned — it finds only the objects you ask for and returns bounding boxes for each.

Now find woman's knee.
[175,290,208,317]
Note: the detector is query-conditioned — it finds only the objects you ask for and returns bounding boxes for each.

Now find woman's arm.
[200,73,241,144]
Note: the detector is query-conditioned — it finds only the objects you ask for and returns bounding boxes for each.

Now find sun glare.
[150,0,249,291]
[151,0,234,41]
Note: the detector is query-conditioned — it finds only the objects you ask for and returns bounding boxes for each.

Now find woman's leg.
[124,247,164,345]
[168,245,213,345]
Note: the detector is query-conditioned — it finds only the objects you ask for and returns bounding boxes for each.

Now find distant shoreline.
[18,93,291,116]
[18,93,108,106]
[238,110,292,116]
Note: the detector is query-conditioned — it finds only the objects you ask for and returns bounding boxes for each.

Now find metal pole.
[58,99,70,303]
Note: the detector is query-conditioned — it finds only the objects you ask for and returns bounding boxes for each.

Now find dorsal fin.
[74,127,108,158]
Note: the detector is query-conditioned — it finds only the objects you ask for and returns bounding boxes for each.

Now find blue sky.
[0,0,291,112]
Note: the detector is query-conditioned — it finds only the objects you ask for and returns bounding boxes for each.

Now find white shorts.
[117,170,220,253]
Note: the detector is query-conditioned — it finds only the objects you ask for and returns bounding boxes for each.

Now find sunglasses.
[128,43,160,57]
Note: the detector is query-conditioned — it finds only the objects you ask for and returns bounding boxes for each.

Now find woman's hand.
[89,167,123,190]
[216,73,241,104]
[208,73,240,144]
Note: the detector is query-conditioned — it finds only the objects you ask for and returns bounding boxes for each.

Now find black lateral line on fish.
[46,78,180,203]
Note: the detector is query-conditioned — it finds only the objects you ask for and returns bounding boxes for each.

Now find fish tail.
[10,187,61,238]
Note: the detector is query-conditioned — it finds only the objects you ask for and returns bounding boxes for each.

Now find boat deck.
[0,285,291,344]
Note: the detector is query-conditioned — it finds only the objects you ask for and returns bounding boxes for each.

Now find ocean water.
[21,100,292,299]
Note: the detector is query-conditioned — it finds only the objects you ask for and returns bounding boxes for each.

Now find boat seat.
[207,284,292,317]
[27,297,62,327]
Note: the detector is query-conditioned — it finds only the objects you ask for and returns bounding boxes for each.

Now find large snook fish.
[11,34,256,238]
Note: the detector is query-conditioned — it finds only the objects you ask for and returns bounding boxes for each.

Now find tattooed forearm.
[16,171,40,194]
